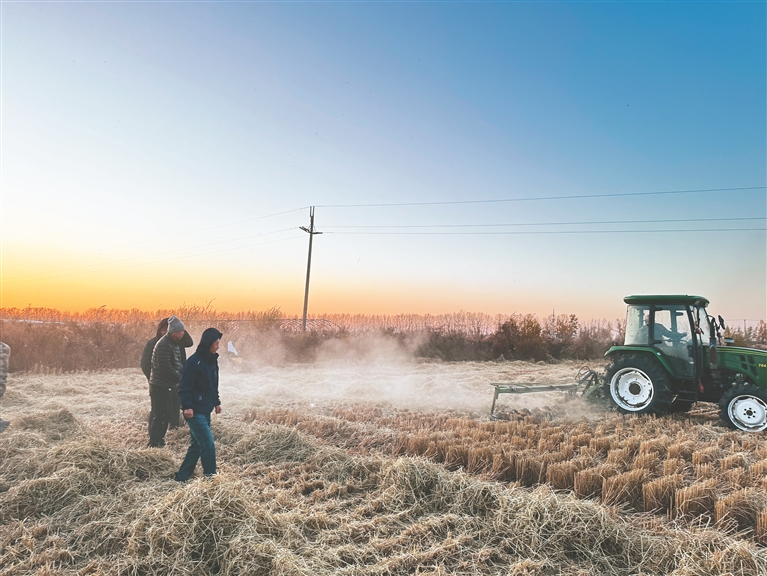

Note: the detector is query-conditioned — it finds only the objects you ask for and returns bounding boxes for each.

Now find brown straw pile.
[1,406,767,576]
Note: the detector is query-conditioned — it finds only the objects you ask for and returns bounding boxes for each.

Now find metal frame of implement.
[489,366,602,419]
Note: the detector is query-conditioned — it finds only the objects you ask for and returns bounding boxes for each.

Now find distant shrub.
[0,305,733,371]
[414,331,493,362]
[725,320,767,350]
[567,320,619,360]
[543,314,579,360]
[488,314,548,362]
[2,321,147,372]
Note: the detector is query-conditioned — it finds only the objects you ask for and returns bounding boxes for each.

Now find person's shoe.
[174,473,189,482]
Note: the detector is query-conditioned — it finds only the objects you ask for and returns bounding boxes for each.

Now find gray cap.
[167,316,185,333]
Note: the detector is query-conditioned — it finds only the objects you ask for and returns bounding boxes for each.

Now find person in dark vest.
[141,318,169,381]
[148,316,188,447]
[175,328,223,481]
[142,318,192,430]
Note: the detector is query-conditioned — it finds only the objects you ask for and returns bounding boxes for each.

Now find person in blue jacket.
[175,327,223,481]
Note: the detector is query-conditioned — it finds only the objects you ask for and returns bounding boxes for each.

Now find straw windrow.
[2,374,767,575]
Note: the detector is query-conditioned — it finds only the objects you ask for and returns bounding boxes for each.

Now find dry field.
[1,360,766,575]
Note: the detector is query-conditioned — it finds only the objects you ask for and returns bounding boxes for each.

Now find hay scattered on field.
[3,364,767,576]
[2,409,767,576]
[12,407,81,440]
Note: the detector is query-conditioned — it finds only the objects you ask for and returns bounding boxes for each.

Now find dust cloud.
[220,332,605,417]
[1,331,610,425]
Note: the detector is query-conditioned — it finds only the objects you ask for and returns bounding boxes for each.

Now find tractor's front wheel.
[604,354,673,415]
[719,385,767,432]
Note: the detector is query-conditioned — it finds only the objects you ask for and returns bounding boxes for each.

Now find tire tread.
[603,353,674,415]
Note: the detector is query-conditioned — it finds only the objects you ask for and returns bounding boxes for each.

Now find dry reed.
[662,458,687,477]
[758,508,767,545]
[715,489,767,534]
[574,464,619,500]
[667,440,696,461]
[675,479,718,520]
[602,469,650,509]
[642,474,684,513]
[692,446,721,466]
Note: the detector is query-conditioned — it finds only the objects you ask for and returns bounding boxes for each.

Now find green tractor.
[604,295,767,432]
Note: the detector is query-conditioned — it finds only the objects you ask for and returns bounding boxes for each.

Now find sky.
[1,1,765,324]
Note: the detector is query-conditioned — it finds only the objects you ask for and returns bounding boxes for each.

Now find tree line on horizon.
[1,305,765,372]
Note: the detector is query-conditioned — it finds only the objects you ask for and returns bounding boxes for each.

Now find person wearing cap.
[141,317,192,430]
[175,327,223,481]
[148,315,188,447]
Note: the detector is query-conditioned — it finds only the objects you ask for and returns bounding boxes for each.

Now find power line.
[326,227,766,236]
[13,186,765,268]
[323,216,764,229]
[315,186,765,209]
[6,186,765,290]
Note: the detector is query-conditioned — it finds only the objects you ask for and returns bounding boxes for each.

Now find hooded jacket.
[178,328,222,415]
[149,332,190,389]
[142,328,193,381]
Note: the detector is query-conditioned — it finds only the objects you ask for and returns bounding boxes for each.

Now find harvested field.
[1,362,766,575]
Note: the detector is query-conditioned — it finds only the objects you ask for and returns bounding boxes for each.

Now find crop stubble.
[1,367,766,575]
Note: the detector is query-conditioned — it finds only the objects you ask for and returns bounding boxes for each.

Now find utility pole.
[300,206,322,332]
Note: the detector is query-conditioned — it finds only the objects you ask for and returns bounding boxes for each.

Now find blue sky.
[2,1,765,323]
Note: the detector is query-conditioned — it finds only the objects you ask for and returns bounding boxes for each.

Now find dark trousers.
[175,413,216,480]
[148,385,177,447]
[168,391,181,429]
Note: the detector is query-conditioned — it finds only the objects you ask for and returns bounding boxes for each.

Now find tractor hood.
[716,346,767,388]
[717,346,767,359]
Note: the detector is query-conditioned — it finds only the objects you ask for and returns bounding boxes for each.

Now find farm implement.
[489,295,767,433]
[489,366,601,419]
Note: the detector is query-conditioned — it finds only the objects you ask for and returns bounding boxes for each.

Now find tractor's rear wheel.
[604,354,673,415]
[719,385,767,432]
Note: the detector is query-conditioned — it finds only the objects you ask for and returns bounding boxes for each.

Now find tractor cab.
[619,295,712,382]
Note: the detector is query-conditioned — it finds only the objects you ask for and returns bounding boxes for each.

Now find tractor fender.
[604,346,676,378]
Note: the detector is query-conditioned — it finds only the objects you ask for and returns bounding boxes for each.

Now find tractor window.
[624,305,650,345]
[653,306,694,378]
[693,307,711,346]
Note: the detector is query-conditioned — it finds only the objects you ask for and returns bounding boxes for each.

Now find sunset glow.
[2,2,765,323]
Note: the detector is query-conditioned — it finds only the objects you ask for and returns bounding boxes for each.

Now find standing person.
[148,316,187,447]
[142,318,192,430]
[0,342,9,433]
[141,318,169,381]
[175,328,223,481]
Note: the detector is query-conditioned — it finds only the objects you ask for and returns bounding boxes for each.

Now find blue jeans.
[175,413,216,481]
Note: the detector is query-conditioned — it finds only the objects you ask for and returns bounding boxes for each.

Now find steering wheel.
[662,332,687,344]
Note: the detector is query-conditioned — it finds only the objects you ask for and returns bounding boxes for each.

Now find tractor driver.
[649,311,696,374]
[638,313,683,344]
